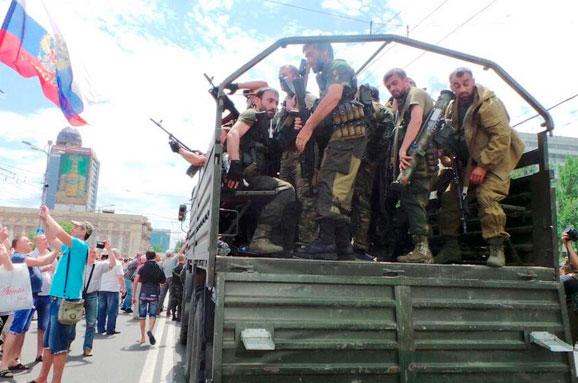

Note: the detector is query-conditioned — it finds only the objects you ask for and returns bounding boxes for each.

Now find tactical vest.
[239,112,272,175]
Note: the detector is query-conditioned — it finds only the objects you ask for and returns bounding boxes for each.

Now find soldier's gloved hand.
[169,140,181,153]
[225,160,243,189]
[225,83,239,94]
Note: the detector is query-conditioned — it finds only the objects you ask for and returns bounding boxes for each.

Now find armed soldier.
[436,68,524,267]
[224,87,297,255]
[274,64,318,245]
[351,85,394,258]
[294,42,366,260]
[383,68,435,264]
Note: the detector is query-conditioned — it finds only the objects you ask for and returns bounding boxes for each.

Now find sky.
[0,0,577,246]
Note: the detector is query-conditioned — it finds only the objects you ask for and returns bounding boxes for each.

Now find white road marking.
[160,320,176,383]
[138,316,167,383]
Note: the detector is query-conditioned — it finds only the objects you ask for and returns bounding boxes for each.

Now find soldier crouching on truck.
[384,68,435,264]
[294,42,367,261]
[225,87,297,255]
[435,67,524,267]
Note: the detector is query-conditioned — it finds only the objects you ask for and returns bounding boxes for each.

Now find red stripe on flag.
[0,29,86,126]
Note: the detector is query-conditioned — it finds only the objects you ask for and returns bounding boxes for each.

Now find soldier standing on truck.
[435,67,524,267]
[274,64,318,245]
[225,87,297,255]
[294,42,366,260]
[384,68,435,264]
[351,85,394,258]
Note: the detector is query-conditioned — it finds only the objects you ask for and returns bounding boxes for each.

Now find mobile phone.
[96,241,105,249]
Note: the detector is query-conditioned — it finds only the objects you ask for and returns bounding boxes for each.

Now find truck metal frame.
[181,34,574,383]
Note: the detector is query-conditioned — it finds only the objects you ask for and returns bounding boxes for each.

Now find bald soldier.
[436,67,524,267]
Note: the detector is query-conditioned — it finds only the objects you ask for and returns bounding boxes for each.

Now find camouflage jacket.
[449,84,525,181]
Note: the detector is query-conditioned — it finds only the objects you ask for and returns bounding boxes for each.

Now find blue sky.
[0,0,577,245]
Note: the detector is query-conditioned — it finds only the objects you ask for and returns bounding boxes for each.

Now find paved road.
[5,311,186,383]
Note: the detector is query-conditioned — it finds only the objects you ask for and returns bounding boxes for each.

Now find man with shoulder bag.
[31,205,92,383]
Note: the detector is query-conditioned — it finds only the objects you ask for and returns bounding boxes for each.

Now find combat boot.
[486,237,505,267]
[434,237,461,264]
[334,221,356,261]
[398,235,433,264]
[249,225,284,254]
[295,219,337,260]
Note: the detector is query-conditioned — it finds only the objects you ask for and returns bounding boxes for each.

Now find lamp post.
[22,140,53,205]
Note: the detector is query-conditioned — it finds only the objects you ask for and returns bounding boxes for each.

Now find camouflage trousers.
[317,134,366,222]
[400,157,433,237]
[278,149,318,244]
[351,160,375,251]
[440,171,510,240]
[245,174,297,246]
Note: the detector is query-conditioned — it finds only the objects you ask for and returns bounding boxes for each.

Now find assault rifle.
[204,73,240,126]
[149,118,203,177]
[396,90,455,185]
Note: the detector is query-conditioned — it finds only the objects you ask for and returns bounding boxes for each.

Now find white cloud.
[0,0,576,240]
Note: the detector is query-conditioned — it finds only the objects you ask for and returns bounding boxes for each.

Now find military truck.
[179,35,576,383]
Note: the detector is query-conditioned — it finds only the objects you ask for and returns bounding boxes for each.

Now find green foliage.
[556,156,578,237]
[152,244,163,253]
[58,221,74,234]
[174,240,184,253]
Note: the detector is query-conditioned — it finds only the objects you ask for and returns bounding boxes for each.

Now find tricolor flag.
[0,0,86,125]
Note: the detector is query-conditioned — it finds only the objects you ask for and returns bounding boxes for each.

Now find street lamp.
[22,140,53,205]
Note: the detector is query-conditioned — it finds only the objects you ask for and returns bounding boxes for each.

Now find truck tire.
[189,286,206,383]
[179,266,194,346]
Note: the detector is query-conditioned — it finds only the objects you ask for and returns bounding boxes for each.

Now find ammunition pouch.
[329,101,367,141]
[331,101,366,126]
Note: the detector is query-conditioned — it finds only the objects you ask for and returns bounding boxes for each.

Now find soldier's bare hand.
[399,150,412,170]
[296,125,313,154]
[294,117,303,131]
[469,166,487,185]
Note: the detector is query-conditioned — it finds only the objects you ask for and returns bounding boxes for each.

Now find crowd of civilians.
[0,206,186,382]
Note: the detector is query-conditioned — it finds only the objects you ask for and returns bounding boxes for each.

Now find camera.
[564,227,578,242]
[96,240,105,249]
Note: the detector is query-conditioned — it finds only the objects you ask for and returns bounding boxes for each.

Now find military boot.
[334,221,356,261]
[486,237,505,267]
[249,225,284,254]
[434,237,461,264]
[398,235,433,264]
[295,219,337,260]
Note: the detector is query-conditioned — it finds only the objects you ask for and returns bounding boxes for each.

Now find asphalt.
[3,310,185,383]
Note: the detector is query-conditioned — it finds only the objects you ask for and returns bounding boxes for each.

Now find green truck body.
[179,35,575,383]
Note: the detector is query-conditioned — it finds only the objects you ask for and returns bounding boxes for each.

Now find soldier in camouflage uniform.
[351,86,394,257]
[274,65,318,245]
[383,68,435,263]
[225,87,297,254]
[436,68,524,267]
[295,42,366,260]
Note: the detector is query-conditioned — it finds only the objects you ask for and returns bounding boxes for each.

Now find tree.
[58,221,74,235]
[173,240,184,253]
[556,156,578,237]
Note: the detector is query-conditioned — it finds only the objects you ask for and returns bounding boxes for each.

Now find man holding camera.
[33,206,92,383]
[561,228,578,299]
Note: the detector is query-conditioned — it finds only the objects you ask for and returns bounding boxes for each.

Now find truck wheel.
[189,286,206,383]
[179,267,194,346]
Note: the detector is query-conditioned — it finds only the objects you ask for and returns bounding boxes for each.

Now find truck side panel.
[211,261,575,383]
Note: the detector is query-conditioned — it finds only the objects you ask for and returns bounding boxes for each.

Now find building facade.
[0,206,152,258]
[518,132,578,172]
[45,127,100,212]
[150,229,171,253]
